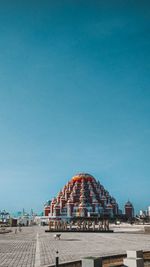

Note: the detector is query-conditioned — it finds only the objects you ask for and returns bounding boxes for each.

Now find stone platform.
[45,229,114,233]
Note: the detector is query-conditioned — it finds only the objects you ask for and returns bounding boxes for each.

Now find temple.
[44,173,119,219]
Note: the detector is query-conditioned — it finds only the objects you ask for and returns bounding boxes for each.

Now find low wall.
[144,227,150,233]
[48,260,81,267]
[47,251,150,267]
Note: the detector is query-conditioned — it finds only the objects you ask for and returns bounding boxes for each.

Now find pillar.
[123,250,144,267]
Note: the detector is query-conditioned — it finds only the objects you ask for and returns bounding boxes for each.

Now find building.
[139,210,147,218]
[139,206,150,219]
[44,200,51,216]
[0,210,10,224]
[124,201,134,219]
[148,206,150,217]
[44,173,119,219]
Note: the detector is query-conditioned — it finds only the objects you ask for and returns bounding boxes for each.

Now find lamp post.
[55,250,59,267]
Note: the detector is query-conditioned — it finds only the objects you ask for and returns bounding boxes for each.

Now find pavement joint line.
[35,232,41,267]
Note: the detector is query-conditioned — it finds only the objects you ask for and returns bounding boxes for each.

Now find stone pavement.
[0,225,150,267]
[0,227,36,267]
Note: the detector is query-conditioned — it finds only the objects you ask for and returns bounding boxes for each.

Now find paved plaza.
[0,225,150,267]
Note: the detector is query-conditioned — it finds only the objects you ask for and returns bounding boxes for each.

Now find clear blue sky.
[0,0,150,214]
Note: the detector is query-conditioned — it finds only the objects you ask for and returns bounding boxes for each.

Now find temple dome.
[72,173,95,182]
[45,172,119,218]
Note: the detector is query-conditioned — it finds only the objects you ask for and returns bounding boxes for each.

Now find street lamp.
[55,250,59,267]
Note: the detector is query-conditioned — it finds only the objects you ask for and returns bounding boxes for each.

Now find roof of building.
[125,200,133,207]
[72,173,95,182]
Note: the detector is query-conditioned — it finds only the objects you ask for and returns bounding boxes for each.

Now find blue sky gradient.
[0,0,150,213]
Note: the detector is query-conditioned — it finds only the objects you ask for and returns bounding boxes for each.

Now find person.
[54,220,57,230]
[92,221,95,231]
[15,228,17,234]
[69,221,73,231]
[87,220,91,230]
[77,220,81,230]
[98,220,103,231]
[106,220,109,231]
[49,221,52,231]
[83,220,87,230]
[64,221,68,230]
[57,220,61,230]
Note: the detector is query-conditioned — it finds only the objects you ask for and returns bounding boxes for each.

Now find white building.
[148,206,150,217]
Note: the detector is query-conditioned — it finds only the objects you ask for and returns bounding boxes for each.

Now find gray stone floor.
[0,227,36,267]
[0,225,150,267]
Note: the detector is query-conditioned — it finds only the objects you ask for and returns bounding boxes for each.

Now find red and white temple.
[44,173,119,219]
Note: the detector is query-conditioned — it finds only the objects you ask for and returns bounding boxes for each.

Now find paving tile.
[0,225,150,267]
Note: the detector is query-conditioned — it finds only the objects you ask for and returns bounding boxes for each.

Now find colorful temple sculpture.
[44,173,119,219]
